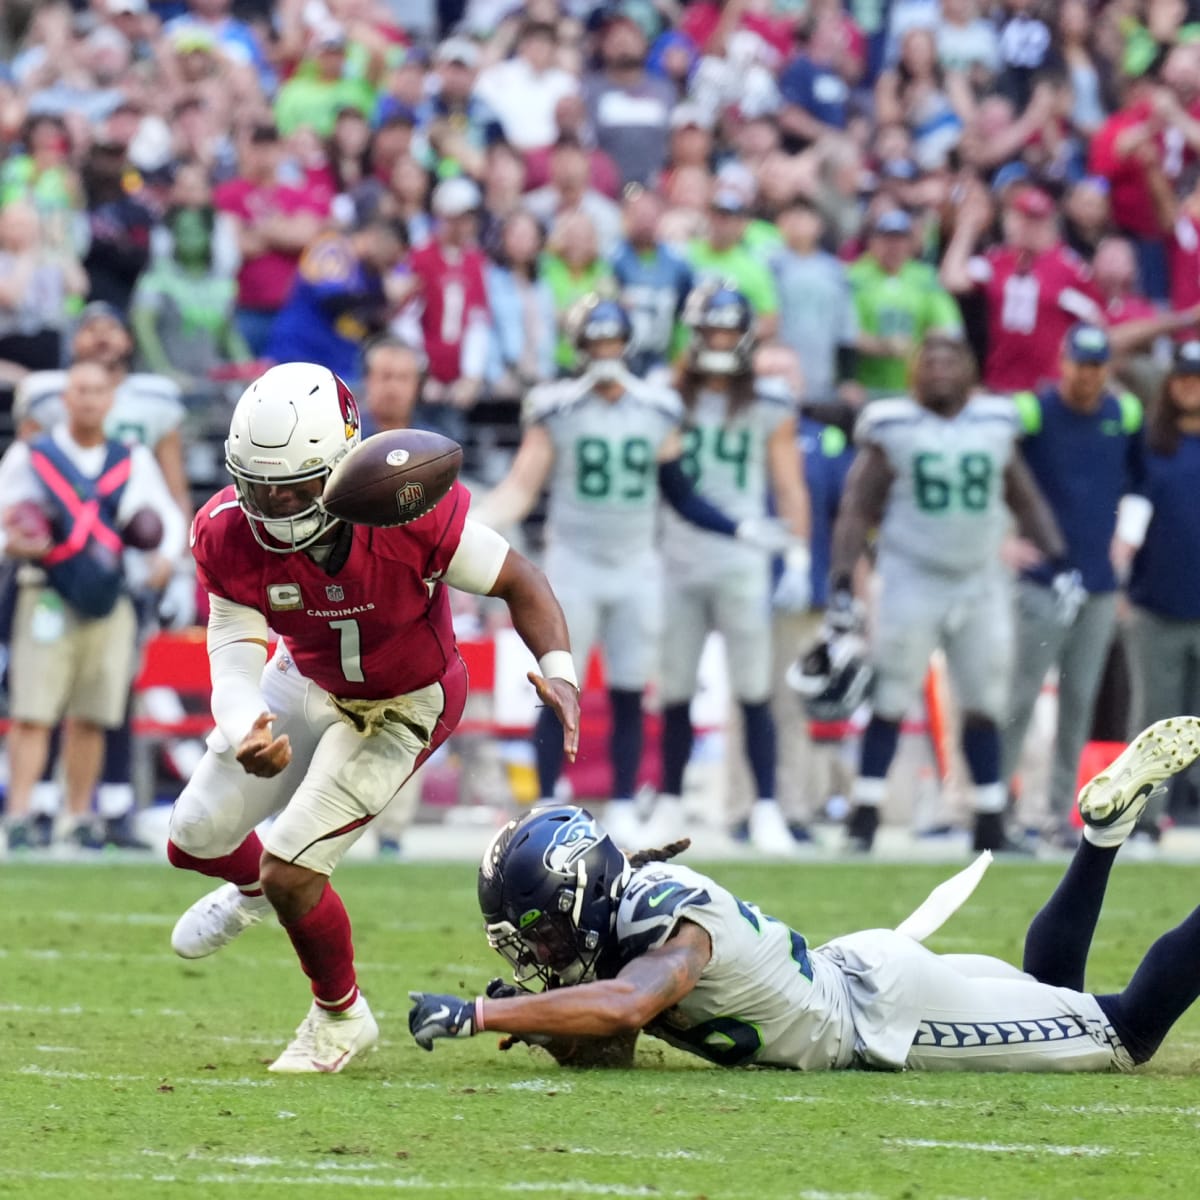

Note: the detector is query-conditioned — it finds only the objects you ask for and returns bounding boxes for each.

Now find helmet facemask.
[228,460,340,553]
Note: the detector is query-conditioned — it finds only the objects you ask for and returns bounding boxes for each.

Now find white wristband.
[1116,495,1153,549]
[538,650,579,689]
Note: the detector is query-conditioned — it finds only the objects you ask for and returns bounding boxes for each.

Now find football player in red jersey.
[941,184,1104,393]
[166,362,580,1073]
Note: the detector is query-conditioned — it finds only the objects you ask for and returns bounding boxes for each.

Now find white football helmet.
[225,362,361,552]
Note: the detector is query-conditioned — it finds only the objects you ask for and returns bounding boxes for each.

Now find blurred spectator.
[386,155,434,248]
[418,37,501,180]
[166,0,273,93]
[1062,176,1113,260]
[485,209,557,401]
[524,136,623,258]
[407,177,491,442]
[1056,0,1111,137]
[473,21,579,152]
[778,12,852,151]
[0,114,81,241]
[1002,325,1145,845]
[79,141,154,313]
[686,189,779,337]
[772,195,860,406]
[1123,342,1200,830]
[320,106,373,200]
[936,0,1000,84]
[541,210,612,372]
[522,93,621,199]
[584,11,674,187]
[875,28,970,170]
[214,123,331,357]
[0,200,87,374]
[360,336,422,435]
[941,183,1102,393]
[275,27,376,138]
[1162,166,1200,320]
[848,209,961,396]
[993,0,1054,113]
[611,185,694,375]
[130,201,249,390]
[478,142,528,247]
[267,214,408,385]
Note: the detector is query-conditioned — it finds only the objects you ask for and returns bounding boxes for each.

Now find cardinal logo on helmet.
[334,373,360,441]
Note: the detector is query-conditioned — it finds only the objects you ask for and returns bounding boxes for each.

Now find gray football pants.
[1001,582,1118,826]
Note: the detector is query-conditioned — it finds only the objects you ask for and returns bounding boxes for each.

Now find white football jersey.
[660,378,794,581]
[15,370,185,451]
[857,394,1020,576]
[614,862,856,1070]
[528,375,683,567]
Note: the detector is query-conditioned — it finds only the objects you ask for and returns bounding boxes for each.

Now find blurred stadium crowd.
[2,0,1200,857]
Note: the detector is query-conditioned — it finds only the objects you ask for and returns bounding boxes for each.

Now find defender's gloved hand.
[408,992,476,1051]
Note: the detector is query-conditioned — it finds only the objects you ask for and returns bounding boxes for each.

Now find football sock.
[1097,906,1200,1064]
[857,716,902,795]
[961,719,1001,789]
[1022,838,1118,990]
[608,688,644,802]
[167,831,264,891]
[660,703,693,798]
[283,883,358,1011]
[740,700,777,802]
[533,704,566,799]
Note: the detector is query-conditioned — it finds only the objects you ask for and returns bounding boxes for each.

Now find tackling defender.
[473,297,795,845]
[410,717,1200,1074]
[167,362,580,1073]
[830,334,1070,853]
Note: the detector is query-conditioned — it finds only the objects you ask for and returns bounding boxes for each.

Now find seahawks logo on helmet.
[542,810,603,874]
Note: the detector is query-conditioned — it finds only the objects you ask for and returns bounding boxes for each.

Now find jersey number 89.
[576,436,653,501]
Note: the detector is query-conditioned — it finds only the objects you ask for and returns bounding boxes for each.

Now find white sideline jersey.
[528,375,682,567]
[857,394,1020,576]
[614,861,1131,1074]
[660,379,793,580]
[15,370,185,451]
[615,862,856,1070]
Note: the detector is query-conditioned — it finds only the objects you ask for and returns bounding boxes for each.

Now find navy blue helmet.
[569,296,634,362]
[478,806,631,989]
[787,631,874,722]
[684,282,755,374]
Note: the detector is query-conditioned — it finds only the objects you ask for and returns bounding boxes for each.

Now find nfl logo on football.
[396,481,426,520]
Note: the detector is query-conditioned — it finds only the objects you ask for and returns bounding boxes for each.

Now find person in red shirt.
[166,362,579,1073]
[406,177,492,443]
[214,124,333,357]
[941,184,1103,393]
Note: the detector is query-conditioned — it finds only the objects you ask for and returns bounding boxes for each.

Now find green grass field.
[3,858,1200,1200]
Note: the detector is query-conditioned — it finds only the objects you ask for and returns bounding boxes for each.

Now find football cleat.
[1077,717,1200,848]
[748,801,799,857]
[268,994,379,1074]
[171,882,273,959]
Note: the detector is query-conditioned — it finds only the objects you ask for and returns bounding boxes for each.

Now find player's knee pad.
[167,787,247,859]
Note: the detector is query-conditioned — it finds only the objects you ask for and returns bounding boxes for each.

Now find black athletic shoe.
[846,805,879,852]
[973,811,1033,855]
[102,814,151,851]
[31,813,54,848]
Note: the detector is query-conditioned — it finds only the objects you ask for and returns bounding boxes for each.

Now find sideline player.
[655,283,812,854]
[831,334,1069,853]
[166,362,580,1073]
[409,717,1200,1074]
[473,297,795,846]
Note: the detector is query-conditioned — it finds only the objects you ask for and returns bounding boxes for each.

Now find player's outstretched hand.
[408,991,476,1051]
[734,516,792,554]
[528,671,581,762]
[235,712,292,778]
[1051,569,1087,627]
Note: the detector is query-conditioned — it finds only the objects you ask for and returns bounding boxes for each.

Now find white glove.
[772,543,812,613]
[158,570,198,630]
[735,516,793,554]
[1051,569,1087,627]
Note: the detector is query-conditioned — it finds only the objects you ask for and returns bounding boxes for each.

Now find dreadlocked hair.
[627,838,691,868]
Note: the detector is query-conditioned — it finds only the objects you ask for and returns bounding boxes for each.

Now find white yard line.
[17,1065,275,1088]
[884,1137,1130,1157]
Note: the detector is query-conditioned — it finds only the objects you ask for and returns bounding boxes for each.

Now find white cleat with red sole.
[268,994,379,1074]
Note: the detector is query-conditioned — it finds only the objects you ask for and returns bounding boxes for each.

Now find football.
[3,499,53,543]
[121,506,164,551]
[321,429,463,527]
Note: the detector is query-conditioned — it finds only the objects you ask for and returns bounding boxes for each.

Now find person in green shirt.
[274,29,377,138]
[847,209,962,395]
[131,204,249,391]
[541,210,615,372]
[686,189,779,339]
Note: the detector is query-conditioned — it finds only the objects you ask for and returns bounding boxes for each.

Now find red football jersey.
[408,242,490,383]
[974,244,1103,392]
[192,482,471,700]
